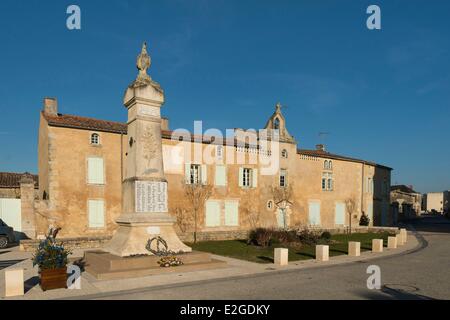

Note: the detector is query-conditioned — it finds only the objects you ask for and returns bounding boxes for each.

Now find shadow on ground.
[354,284,436,300]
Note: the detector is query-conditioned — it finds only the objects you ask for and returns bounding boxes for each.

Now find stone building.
[0,172,39,239]
[390,185,422,220]
[26,46,393,242]
[423,191,449,214]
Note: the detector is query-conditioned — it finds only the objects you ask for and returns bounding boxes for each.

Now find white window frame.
[190,164,201,185]
[322,172,333,191]
[243,168,252,187]
[280,169,287,187]
[90,133,100,145]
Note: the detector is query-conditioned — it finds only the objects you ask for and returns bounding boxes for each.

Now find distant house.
[390,185,422,220]
[0,172,39,239]
[423,191,449,214]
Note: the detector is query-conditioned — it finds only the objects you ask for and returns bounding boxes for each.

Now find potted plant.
[32,228,71,291]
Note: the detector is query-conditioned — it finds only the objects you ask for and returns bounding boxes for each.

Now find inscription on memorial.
[135,181,168,213]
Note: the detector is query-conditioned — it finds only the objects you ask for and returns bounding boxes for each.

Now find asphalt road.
[91,215,450,300]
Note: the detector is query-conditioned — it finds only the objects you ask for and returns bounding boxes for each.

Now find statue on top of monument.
[136,42,151,82]
[131,42,163,93]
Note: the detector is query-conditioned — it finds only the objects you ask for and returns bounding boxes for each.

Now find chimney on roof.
[316,144,325,152]
[161,117,170,131]
[43,97,58,116]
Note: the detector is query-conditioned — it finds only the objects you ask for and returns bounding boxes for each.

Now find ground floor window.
[205,200,239,227]
[88,199,105,228]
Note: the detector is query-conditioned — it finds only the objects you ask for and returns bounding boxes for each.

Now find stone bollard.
[372,239,383,253]
[396,234,403,246]
[4,269,24,297]
[387,236,397,249]
[348,241,361,257]
[274,248,289,266]
[400,228,407,244]
[316,245,329,262]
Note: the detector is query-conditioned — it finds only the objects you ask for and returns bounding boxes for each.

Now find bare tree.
[345,198,356,234]
[174,207,191,233]
[241,190,260,229]
[182,181,213,243]
[271,184,294,229]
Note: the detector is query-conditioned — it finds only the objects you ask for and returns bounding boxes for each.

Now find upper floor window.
[280,169,287,187]
[281,149,288,158]
[87,157,104,185]
[324,160,333,170]
[91,133,100,145]
[239,167,257,188]
[322,172,333,191]
[190,164,201,184]
[216,145,223,160]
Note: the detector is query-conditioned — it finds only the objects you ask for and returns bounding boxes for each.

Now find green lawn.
[189,232,394,264]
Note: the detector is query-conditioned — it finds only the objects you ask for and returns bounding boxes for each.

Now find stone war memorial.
[84,43,225,279]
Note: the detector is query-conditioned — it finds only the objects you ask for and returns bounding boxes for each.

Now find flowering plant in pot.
[32,228,71,291]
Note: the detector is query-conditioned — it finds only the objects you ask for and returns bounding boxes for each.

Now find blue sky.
[0,0,449,193]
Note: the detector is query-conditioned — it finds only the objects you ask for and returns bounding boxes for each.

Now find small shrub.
[296,228,320,245]
[248,228,273,247]
[320,231,332,241]
[271,230,298,245]
[359,213,370,226]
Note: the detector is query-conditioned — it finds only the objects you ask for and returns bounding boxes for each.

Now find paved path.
[2,216,448,300]
[87,215,450,300]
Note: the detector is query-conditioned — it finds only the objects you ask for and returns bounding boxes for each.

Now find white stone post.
[274,248,288,266]
[4,269,24,297]
[387,236,397,249]
[396,234,403,246]
[372,239,383,253]
[400,228,407,244]
[348,241,360,257]
[316,245,329,261]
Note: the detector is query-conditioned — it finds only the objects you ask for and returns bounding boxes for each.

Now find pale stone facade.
[29,47,393,241]
[31,98,392,240]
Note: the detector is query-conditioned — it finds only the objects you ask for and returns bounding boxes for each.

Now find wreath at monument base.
[146,236,184,267]
[157,256,184,268]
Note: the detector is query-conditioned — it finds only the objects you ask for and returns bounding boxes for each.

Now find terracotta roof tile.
[42,112,391,170]
[43,112,127,134]
[0,172,38,188]
[297,149,392,170]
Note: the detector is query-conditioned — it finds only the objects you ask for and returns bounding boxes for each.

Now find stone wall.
[19,226,398,252]
[20,236,112,252]
[0,188,21,199]
[179,230,250,243]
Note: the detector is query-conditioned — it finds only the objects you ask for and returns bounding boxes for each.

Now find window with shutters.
[215,165,227,186]
[224,201,239,226]
[239,167,257,188]
[87,157,105,185]
[88,199,105,228]
[190,164,201,184]
[205,200,240,228]
[243,168,251,187]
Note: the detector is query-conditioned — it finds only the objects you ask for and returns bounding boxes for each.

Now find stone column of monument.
[104,43,191,257]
